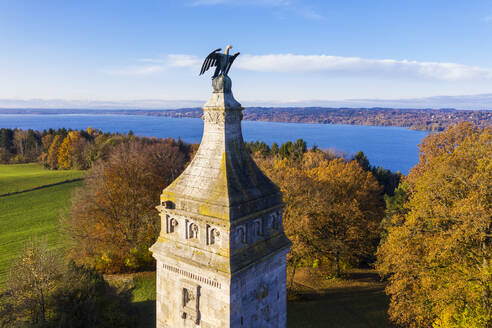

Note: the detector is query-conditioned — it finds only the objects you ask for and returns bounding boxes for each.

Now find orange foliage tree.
[66,140,188,273]
[377,123,492,328]
[258,150,384,283]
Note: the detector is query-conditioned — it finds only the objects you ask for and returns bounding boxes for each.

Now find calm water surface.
[0,114,429,174]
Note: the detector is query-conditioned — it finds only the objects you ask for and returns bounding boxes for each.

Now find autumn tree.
[377,123,492,328]
[407,121,481,186]
[257,150,384,282]
[66,139,188,273]
[38,134,54,167]
[46,134,63,169]
[41,133,54,152]
[260,156,319,288]
[57,131,85,169]
[306,158,384,275]
[0,239,61,326]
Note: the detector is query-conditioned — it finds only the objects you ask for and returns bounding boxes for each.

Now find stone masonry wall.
[230,250,289,328]
[156,256,231,328]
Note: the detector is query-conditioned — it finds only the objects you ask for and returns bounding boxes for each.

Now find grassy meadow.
[0,163,391,327]
[0,164,84,284]
[0,163,83,195]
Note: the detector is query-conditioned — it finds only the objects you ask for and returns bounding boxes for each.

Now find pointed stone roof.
[161,75,281,222]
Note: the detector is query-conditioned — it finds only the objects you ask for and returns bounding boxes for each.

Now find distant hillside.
[147,107,490,131]
[1,107,491,131]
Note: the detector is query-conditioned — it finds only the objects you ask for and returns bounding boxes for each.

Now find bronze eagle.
[199,45,240,79]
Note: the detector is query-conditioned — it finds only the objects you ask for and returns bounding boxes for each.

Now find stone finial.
[212,75,232,93]
[203,75,241,110]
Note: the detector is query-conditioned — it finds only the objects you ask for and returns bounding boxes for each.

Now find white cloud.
[104,65,166,76]
[104,53,492,81]
[484,15,492,22]
[104,54,204,76]
[167,54,202,68]
[164,53,492,81]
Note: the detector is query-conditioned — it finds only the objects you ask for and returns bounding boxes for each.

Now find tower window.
[209,228,220,245]
[236,226,246,245]
[254,219,263,236]
[188,223,199,239]
[271,212,280,230]
[169,218,178,233]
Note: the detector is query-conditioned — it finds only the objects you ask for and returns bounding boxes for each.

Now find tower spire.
[151,53,291,327]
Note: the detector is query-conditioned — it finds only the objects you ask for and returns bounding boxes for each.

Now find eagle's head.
[225,45,233,55]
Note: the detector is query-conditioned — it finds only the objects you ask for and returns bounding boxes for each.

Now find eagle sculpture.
[199,45,240,79]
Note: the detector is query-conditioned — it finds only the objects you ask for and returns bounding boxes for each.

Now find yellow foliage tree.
[407,121,481,187]
[57,131,83,169]
[258,150,384,283]
[307,158,384,275]
[267,157,318,287]
[377,123,491,328]
[46,135,63,169]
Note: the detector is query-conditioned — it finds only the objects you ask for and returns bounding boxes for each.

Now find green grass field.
[0,164,83,285]
[0,163,83,195]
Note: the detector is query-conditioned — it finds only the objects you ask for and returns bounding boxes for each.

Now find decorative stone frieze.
[202,109,243,124]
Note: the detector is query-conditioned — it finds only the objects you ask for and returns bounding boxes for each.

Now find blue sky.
[1,0,492,109]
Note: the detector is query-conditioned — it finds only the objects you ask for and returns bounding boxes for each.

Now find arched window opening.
[210,228,220,245]
[189,223,199,239]
[169,218,178,233]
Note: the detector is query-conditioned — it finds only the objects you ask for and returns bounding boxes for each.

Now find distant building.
[150,74,291,327]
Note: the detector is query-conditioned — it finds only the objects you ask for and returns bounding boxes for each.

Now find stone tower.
[150,75,291,328]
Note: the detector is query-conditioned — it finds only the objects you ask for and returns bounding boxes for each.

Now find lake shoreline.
[1,107,490,132]
[0,112,431,132]
[0,114,429,174]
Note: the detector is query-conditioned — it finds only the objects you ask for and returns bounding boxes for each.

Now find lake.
[0,114,429,174]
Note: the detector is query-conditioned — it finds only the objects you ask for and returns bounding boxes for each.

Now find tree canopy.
[377,123,492,328]
[66,139,188,273]
[257,150,384,283]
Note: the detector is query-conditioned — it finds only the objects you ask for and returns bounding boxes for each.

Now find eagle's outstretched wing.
[199,48,222,75]
[224,52,240,75]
